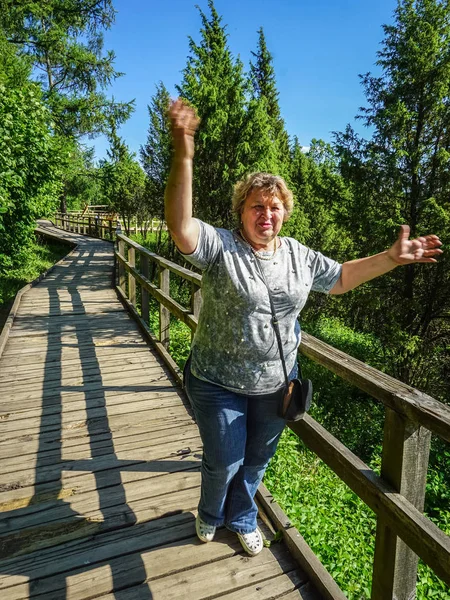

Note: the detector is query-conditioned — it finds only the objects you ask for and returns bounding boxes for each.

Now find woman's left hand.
[387,225,443,265]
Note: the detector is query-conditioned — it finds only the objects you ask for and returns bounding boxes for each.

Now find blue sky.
[90,0,398,162]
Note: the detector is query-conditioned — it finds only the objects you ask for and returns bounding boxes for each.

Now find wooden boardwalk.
[0,222,321,600]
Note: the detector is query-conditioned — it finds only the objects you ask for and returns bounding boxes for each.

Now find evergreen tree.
[176,0,249,228]
[177,1,288,228]
[101,122,146,235]
[334,0,450,393]
[249,27,290,173]
[140,82,172,241]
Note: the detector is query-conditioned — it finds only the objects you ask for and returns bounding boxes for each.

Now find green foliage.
[0,236,68,307]
[249,27,291,177]
[0,0,134,137]
[100,122,146,234]
[140,82,173,252]
[0,80,60,272]
[264,428,450,599]
[265,429,376,598]
[59,140,102,212]
[177,1,249,228]
[334,0,450,394]
[177,1,292,229]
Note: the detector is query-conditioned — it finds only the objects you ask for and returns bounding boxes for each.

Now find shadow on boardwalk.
[0,241,200,600]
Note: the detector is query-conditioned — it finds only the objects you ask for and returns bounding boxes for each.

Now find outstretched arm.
[165,99,200,255]
[330,225,443,295]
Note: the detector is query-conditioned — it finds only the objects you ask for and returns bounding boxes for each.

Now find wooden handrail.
[300,333,450,442]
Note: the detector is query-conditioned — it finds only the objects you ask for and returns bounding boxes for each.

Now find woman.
[164,99,442,556]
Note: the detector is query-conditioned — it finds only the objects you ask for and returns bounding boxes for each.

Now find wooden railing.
[113,232,450,600]
[55,212,167,237]
[54,212,116,240]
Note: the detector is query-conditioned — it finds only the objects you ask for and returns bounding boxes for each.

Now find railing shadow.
[0,239,200,599]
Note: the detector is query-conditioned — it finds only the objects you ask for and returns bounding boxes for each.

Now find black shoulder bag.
[255,259,312,422]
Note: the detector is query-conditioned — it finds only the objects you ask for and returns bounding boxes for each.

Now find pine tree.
[176,0,251,228]
[249,27,290,175]
[140,82,172,234]
[334,0,450,392]
[101,121,146,235]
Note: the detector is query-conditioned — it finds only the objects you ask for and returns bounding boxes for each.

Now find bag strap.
[253,256,291,389]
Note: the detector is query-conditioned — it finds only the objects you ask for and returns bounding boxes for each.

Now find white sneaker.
[196,514,216,542]
[237,527,263,556]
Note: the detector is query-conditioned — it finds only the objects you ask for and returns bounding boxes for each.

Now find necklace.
[239,229,278,261]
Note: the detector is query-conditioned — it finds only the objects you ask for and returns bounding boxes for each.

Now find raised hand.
[168,98,200,160]
[387,225,443,265]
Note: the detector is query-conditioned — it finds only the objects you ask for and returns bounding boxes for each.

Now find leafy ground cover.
[0,235,69,309]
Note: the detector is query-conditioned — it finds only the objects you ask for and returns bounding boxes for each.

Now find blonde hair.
[232,172,294,222]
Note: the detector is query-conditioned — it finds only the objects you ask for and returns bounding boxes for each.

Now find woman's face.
[240,189,285,248]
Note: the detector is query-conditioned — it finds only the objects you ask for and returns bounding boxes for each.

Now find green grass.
[0,236,70,308]
[264,428,450,599]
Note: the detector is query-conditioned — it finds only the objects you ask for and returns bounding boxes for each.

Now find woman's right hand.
[168,98,200,160]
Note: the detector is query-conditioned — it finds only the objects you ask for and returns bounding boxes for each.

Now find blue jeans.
[184,360,297,534]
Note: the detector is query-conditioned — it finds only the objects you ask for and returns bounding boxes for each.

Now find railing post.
[190,282,202,341]
[371,407,431,600]
[128,246,136,306]
[159,265,170,348]
[141,253,150,324]
[109,219,113,240]
[118,239,125,292]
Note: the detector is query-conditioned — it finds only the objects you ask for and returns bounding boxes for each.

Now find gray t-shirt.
[181,219,342,395]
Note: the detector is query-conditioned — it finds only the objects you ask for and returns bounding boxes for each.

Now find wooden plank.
[0,414,195,462]
[0,422,199,473]
[118,239,125,291]
[15,305,123,317]
[0,374,182,415]
[0,362,166,398]
[0,410,193,460]
[0,353,160,385]
[0,346,151,375]
[128,246,136,306]
[9,311,133,330]
[0,512,196,586]
[2,333,144,355]
[81,543,297,600]
[141,253,150,324]
[300,332,450,443]
[115,252,197,331]
[0,447,201,514]
[0,472,200,539]
[0,402,191,442]
[2,387,182,422]
[159,265,170,348]
[117,233,202,286]
[290,415,450,586]
[0,380,183,417]
[0,386,182,425]
[217,572,312,599]
[0,433,202,491]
